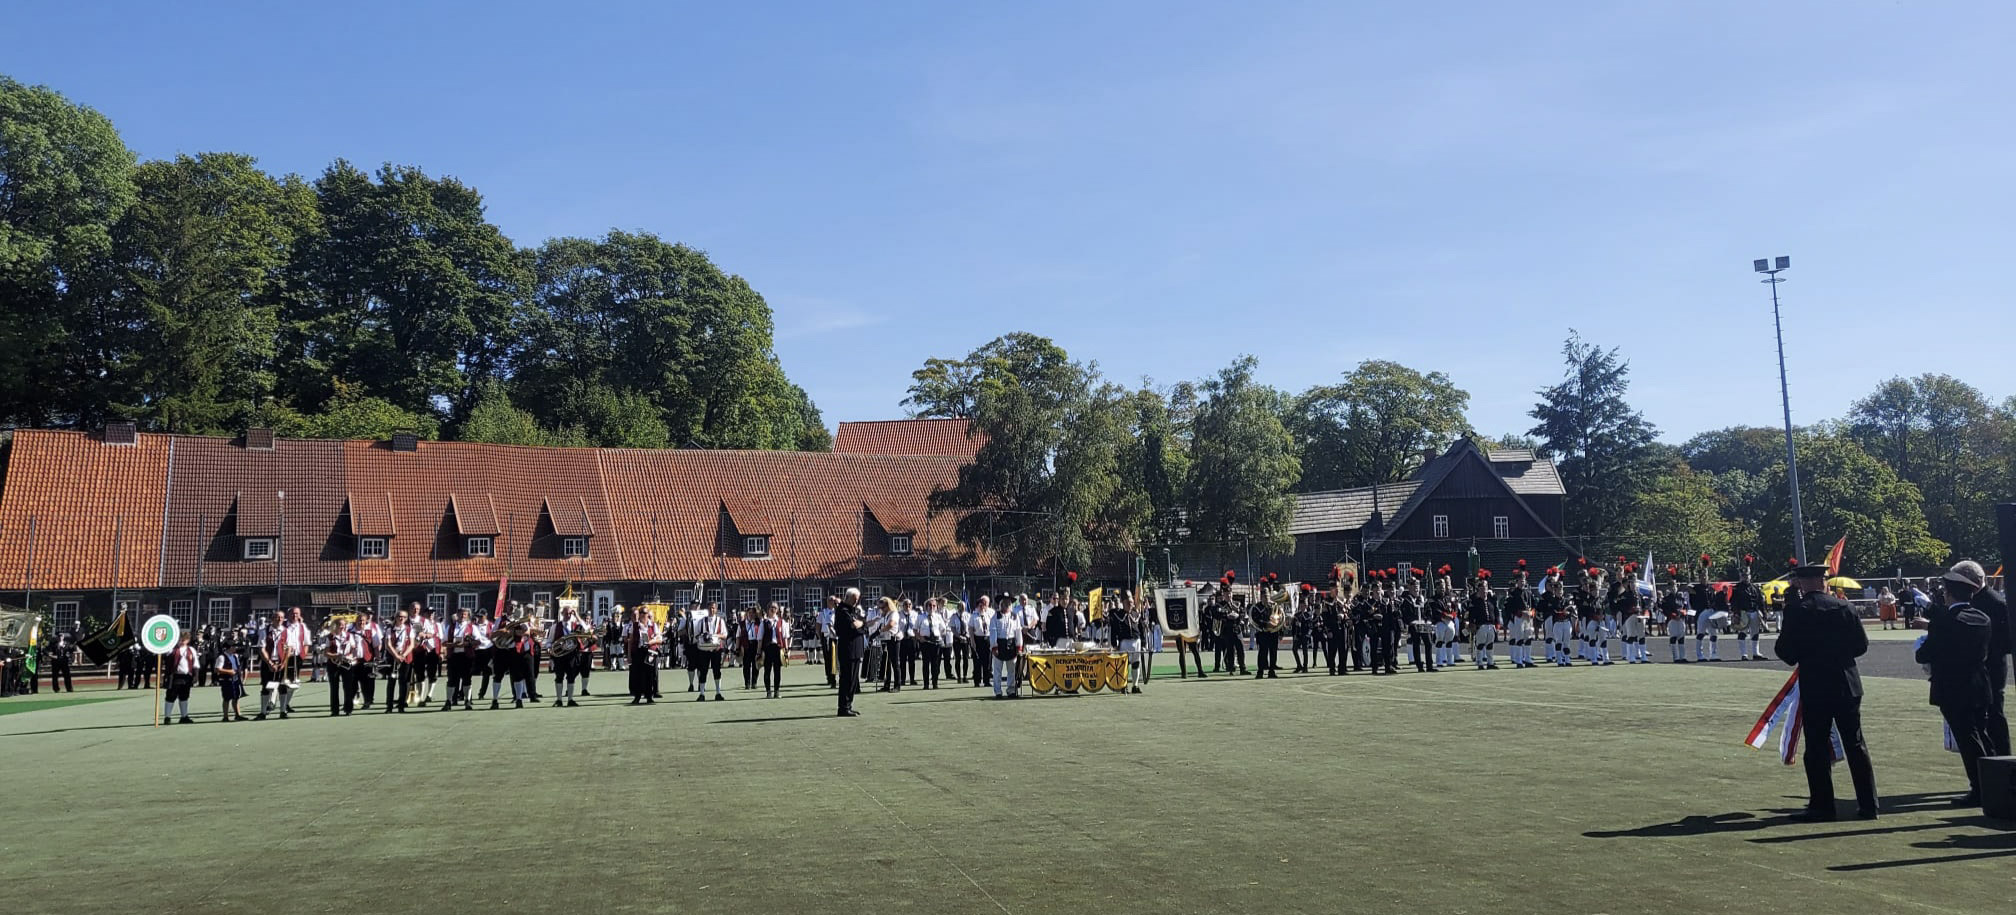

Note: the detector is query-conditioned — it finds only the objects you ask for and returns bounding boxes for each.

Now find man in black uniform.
[1217,597,1249,676]
[1916,569,1994,805]
[1323,595,1351,676]
[834,587,866,717]
[45,627,75,692]
[1939,560,2010,756]
[1775,563,1878,820]
[1251,594,1283,679]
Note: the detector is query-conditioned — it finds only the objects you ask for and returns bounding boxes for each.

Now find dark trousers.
[838,653,862,713]
[921,641,942,688]
[742,644,762,689]
[970,636,991,685]
[358,659,378,706]
[383,662,411,711]
[761,643,783,692]
[1255,632,1280,675]
[1940,701,1994,791]
[880,641,904,691]
[902,638,918,684]
[1325,633,1350,674]
[951,639,970,680]
[1217,634,1246,673]
[1800,693,1878,811]
[49,654,73,691]
[692,649,723,689]
[1371,633,1396,673]
[447,653,473,704]
[1408,631,1433,671]
[1177,638,1207,677]
[823,637,836,686]
[326,663,353,714]
[627,648,652,698]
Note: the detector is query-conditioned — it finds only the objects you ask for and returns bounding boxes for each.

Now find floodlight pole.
[1757,257,1806,565]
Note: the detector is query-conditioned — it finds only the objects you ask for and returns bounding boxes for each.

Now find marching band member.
[760,603,789,698]
[356,612,382,709]
[901,598,924,686]
[623,606,660,704]
[446,608,486,710]
[1693,580,1722,662]
[383,608,416,713]
[1661,587,1689,662]
[255,611,292,720]
[818,594,839,689]
[214,638,246,722]
[1467,578,1499,671]
[688,603,728,701]
[414,610,444,706]
[282,607,312,688]
[1504,568,1535,669]
[947,600,970,683]
[968,597,994,687]
[162,632,199,725]
[739,607,765,692]
[917,598,949,690]
[487,617,517,709]
[1108,596,1144,694]
[1732,564,1768,661]
[324,622,360,716]
[551,605,593,708]
[834,588,866,717]
[874,597,905,693]
[989,596,1024,699]
[1542,573,1574,667]
[1620,592,1650,663]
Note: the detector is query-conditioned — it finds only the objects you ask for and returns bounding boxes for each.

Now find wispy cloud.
[769,294,888,338]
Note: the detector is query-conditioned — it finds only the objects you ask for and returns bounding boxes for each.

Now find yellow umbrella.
[1759,580,1793,602]
[1827,576,1862,591]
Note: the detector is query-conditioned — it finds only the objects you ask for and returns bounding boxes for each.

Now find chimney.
[244,427,275,450]
[390,433,420,452]
[103,421,137,446]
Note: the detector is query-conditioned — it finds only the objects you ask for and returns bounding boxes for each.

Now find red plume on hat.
[1788,557,1800,568]
[1479,569,1492,579]
[1515,559,1528,569]
[1224,570,1236,581]
[1301,582,1314,592]
[1183,580,1193,587]
[1575,557,1588,567]
[1615,555,1627,564]
[1066,571,1077,584]
[1699,553,1711,568]
[1743,553,1755,565]
[1666,564,1679,578]
[1411,567,1425,578]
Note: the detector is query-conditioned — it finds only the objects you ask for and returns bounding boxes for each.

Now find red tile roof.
[0,429,170,590]
[832,419,982,461]
[347,492,396,536]
[450,492,502,536]
[543,496,592,537]
[234,490,282,536]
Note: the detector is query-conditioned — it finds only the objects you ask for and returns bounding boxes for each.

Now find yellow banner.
[325,612,360,630]
[642,602,671,627]
[1025,651,1130,696]
[1087,587,1104,622]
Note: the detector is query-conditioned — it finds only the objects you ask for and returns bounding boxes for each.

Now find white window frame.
[52,600,80,631]
[168,599,195,629]
[466,536,492,558]
[531,591,553,610]
[1396,562,1413,579]
[561,537,587,558]
[1493,515,1510,539]
[889,534,912,555]
[457,593,479,611]
[206,597,234,627]
[377,594,398,615]
[358,537,388,559]
[242,537,275,560]
[738,587,758,609]
[801,587,823,612]
[674,588,695,609]
[770,587,792,608]
[864,585,883,605]
[427,593,449,613]
[1431,515,1449,539]
[743,535,770,557]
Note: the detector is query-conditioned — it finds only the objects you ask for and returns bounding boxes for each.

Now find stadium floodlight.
[1754,256,1805,565]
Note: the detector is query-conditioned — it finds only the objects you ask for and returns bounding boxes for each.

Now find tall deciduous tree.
[1847,374,2001,562]
[1757,431,1946,571]
[0,77,136,428]
[1289,360,1471,492]
[1615,461,1741,565]
[1183,356,1301,556]
[1529,332,1659,541]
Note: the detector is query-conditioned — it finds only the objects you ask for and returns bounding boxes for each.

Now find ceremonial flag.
[1087,587,1104,622]
[77,610,134,665]
[1823,536,1847,576]
[1637,552,1656,599]
[1746,670,1845,765]
[493,576,509,620]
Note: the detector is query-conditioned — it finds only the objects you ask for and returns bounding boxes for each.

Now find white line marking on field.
[852,780,1014,915]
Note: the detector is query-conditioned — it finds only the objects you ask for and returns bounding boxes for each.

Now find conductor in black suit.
[1775,563,1878,820]
[834,587,866,718]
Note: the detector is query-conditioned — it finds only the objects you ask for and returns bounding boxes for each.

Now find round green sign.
[141,614,180,655]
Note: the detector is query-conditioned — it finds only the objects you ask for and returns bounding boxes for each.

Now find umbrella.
[1827,576,1862,591]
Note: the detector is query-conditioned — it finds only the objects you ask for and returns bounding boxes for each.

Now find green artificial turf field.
[1,658,2009,915]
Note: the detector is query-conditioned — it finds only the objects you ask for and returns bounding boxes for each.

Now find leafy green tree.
[258,379,439,440]
[1756,431,1946,572]
[1528,332,1659,541]
[1615,462,1742,565]
[1846,374,2001,562]
[1183,356,1301,556]
[0,77,137,427]
[1118,384,1190,545]
[1289,360,1471,492]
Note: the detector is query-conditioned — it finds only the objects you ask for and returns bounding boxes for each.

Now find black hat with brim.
[1790,565,1827,579]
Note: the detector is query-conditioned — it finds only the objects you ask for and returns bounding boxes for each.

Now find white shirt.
[173,645,198,675]
[921,610,948,641]
[817,606,835,637]
[990,612,1023,645]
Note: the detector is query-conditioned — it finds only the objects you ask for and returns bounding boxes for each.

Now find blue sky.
[7,1,2012,443]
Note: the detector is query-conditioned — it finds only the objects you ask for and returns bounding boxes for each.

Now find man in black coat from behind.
[1775,563,1878,821]
[834,588,866,718]
[1937,560,2010,755]
[1916,564,1995,806]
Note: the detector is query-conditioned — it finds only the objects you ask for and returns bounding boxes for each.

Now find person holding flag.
[1774,562,1878,821]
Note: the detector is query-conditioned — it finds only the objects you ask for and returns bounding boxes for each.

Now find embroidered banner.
[1026,651,1130,696]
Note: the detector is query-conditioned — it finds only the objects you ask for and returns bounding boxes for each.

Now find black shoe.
[1253,673,1264,680]
[629,698,641,705]
[552,700,564,707]
[842,709,861,717]
[696,694,706,702]
[490,700,499,710]
[1856,805,1880,819]
[513,700,524,709]
[1267,672,1278,679]
[580,690,591,696]
[567,700,580,708]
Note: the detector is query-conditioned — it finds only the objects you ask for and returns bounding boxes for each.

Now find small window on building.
[169,599,195,629]
[771,587,792,608]
[739,587,758,609]
[562,537,587,557]
[674,588,695,609]
[801,587,823,612]
[243,537,275,560]
[889,534,912,555]
[206,597,233,627]
[52,600,80,631]
[467,536,492,558]
[1431,515,1449,539]
[377,594,398,615]
[457,593,479,611]
[531,591,553,611]
[428,593,449,613]
[864,585,883,605]
[743,535,770,557]
[359,537,388,559]
[1396,562,1412,580]
[1493,515,1510,539]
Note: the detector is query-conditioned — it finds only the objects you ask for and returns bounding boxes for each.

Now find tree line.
[916,331,2012,576]
[0,76,826,451]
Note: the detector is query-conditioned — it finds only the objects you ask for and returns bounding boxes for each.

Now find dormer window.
[889,534,912,555]
[242,538,275,561]
[467,536,493,558]
[743,535,770,558]
[562,537,587,557]
[359,537,388,560]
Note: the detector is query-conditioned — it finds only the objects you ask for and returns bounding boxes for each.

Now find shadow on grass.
[1584,810,1812,838]
[708,714,850,724]
[1830,826,2016,871]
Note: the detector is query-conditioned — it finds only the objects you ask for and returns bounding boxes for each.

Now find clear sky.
[6,1,2011,443]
